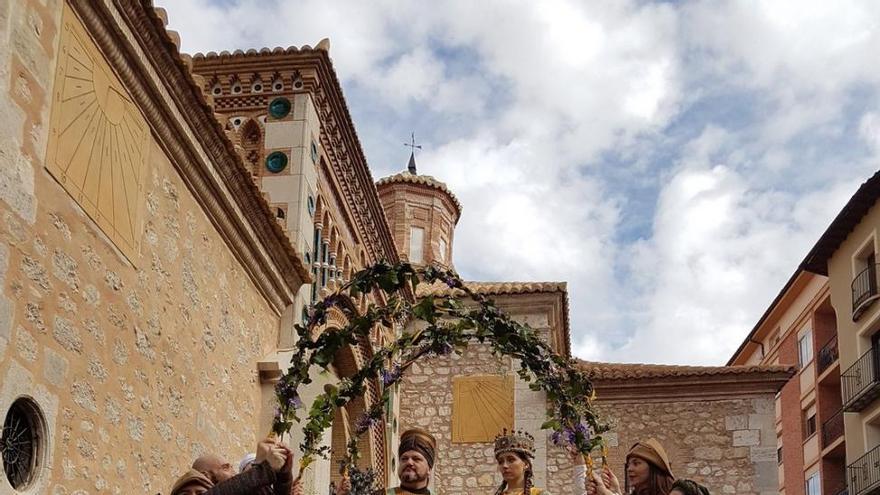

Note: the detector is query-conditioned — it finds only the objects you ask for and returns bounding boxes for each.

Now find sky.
[161,0,880,366]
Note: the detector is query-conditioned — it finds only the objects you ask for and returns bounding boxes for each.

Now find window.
[438,238,447,262]
[2,398,47,489]
[310,140,319,163]
[409,227,424,263]
[803,404,817,438]
[307,195,316,216]
[805,472,820,495]
[313,228,321,262]
[776,446,783,464]
[798,329,813,367]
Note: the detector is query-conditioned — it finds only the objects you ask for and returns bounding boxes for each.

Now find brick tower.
[376,151,461,267]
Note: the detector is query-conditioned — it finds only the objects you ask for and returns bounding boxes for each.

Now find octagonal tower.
[376,152,461,268]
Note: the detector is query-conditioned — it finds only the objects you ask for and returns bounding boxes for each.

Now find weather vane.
[404,132,421,174]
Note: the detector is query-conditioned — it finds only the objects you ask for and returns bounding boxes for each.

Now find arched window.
[2,398,48,490]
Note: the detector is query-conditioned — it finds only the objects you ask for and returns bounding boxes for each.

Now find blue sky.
[162,0,880,365]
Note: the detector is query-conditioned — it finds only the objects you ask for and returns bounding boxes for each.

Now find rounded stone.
[265,152,288,173]
[268,97,291,119]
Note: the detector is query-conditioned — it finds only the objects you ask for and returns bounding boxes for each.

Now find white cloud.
[862,112,880,153]
[162,0,880,365]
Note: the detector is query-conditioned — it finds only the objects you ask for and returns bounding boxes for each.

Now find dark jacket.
[206,462,292,495]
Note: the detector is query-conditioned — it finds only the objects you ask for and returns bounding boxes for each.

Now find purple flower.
[551,430,564,446]
[287,393,303,409]
[355,413,380,434]
[382,364,402,387]
[442,275,458,288]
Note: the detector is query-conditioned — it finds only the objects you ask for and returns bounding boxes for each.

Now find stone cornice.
[191,49,401,267]
[583,364,794,402]
[68,0,311,315]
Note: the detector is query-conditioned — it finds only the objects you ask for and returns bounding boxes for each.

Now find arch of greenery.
[272,261,608,492]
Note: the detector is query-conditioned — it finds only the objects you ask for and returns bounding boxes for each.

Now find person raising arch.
[493,429,552,495]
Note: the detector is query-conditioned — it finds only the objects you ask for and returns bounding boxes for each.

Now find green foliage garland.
[272,261,608,486]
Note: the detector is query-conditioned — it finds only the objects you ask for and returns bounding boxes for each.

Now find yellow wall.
[827,198,880,461]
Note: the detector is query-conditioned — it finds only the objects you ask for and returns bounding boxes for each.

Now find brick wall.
[778,329,805,495]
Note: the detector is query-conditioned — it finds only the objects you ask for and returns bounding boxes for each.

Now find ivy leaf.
[412,296,436,323]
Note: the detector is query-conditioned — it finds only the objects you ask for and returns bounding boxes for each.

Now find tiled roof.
[577,360,795,380]
[417,280,571,356]
[191,40,331,59]
[416,281,567,298]
[376,172,462,216]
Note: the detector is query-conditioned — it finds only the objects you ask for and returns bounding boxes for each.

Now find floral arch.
[274,262,608,492]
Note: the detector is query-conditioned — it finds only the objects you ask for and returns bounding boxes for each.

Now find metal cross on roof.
[404,132,421,174]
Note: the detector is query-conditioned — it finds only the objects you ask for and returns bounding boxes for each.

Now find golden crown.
[494,429,535,458]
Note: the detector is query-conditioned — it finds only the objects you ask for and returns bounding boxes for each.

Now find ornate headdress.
[494,429,535,459]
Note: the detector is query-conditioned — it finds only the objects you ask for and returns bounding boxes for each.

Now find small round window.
[1,398,47,490]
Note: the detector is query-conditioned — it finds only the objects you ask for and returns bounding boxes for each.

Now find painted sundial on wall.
[46,4,150,263]
[452,375,515,443]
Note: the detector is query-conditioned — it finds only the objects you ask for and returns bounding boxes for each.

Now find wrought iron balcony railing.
[842,348,880,412]
[822,408,845,449]
[853,264,880,321]
[848,443,880,495]
[819,336,840,375]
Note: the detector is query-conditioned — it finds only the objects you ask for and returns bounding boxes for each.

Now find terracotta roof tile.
[577,359,795,380]
[416,280,567,298]
[376,172,462,216]
[417,280,571,356]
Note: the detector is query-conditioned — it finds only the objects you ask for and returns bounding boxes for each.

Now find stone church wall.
[398,312,554,495]
[578,396,779,495]
[0,1,281,493]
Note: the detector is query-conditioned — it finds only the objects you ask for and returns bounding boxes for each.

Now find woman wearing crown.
[493,429,553,495]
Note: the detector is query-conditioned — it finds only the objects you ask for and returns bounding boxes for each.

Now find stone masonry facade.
[593,396,778,495]
[398,310,557,495]
[0,1,284,493]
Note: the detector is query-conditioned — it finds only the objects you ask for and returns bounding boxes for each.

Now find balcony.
[819,336,841,375]
[822,409,845,449]
[848,444,880,495]
[843,348,880,412]
[852,264,880,321]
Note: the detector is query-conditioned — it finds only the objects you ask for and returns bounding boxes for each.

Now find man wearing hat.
[340,427,437,495]
[386,428,437,495]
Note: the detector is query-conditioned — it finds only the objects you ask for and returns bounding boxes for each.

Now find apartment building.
[802,170,880,495]
[730,270,845,495]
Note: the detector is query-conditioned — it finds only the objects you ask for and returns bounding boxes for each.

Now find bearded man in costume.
[339,427,437,495]
[386,428,437,495]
